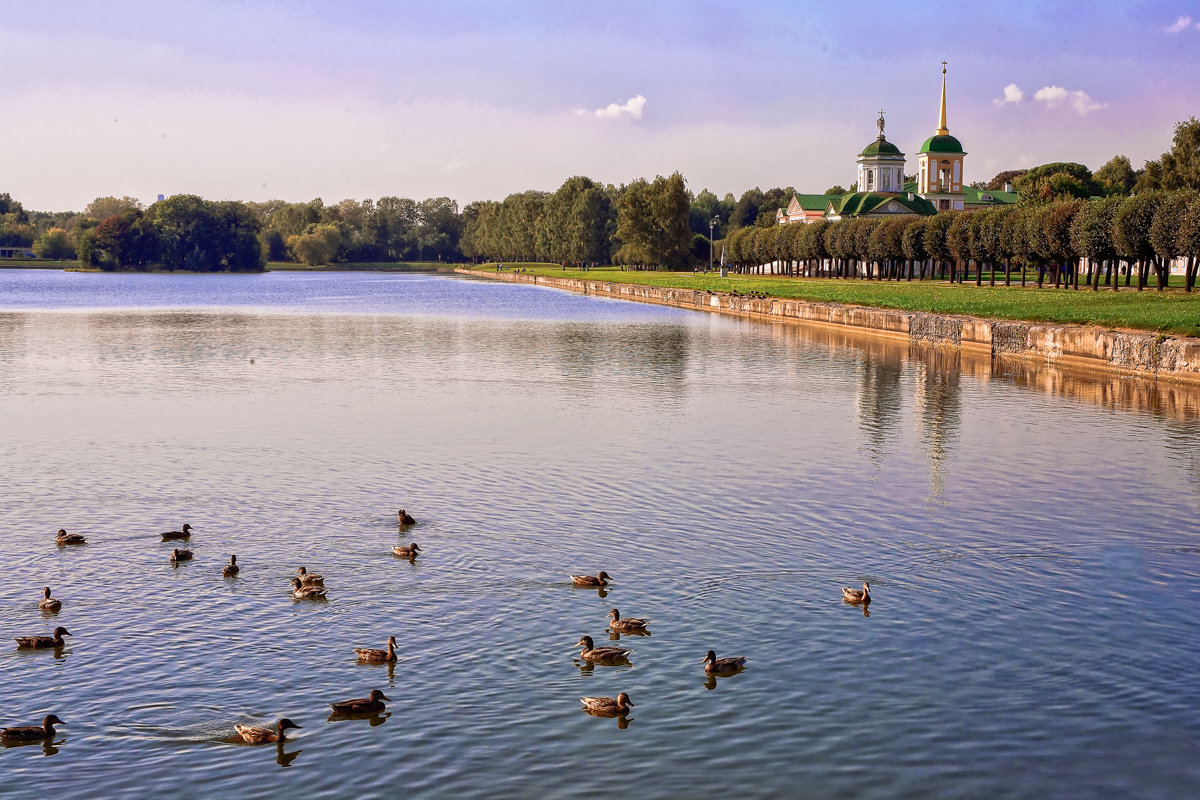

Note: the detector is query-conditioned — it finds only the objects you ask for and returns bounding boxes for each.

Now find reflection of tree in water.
[1162,419,1200,499]
[856,351,904,462]
[914,346,962,498]
[553,323,689,410]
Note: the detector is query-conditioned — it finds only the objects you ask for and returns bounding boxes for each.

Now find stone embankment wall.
[456,269,1200,384]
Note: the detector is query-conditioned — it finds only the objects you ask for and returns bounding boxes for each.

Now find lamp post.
[709,216,719,273]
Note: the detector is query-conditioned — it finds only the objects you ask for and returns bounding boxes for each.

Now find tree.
[32,228,76,260]
[614,173,690,267]
[1150,190,1200,291]
[824,185,847,196]
[1135,116,1200,192]
[1015,162,1098,204]
[150,195,264,272]
[416,197,463,261]
[84,209,159,270]
[0,192,34,246]
[1094,155,1137,195]
[84,196,143,221]
[985,169,1029,191]
[1113,192,1168,289]
[1070,195,1122,290]
[287,223,343,266]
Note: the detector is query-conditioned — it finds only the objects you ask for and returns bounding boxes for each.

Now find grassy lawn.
[470,263,1200,338]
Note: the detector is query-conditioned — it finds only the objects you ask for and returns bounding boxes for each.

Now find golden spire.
[936,61,949,136]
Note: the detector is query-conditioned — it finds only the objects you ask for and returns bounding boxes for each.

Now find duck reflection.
[326,710,391,727]
[0,737,64,756]
[275,742,301,768]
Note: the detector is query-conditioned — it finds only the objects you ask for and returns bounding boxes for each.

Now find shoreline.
[456,268,1200,386]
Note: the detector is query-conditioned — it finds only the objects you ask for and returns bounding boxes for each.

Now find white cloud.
[993,83,1024,105]
[591,94,647,120]
[1166,15,1193,32]
[1033,85,1106,115]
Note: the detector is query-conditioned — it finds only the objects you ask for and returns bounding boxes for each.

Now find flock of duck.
[3,511,875,745]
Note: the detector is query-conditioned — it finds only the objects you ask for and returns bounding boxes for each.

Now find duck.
[296,566,324,587]
[702,650,748,675]
[170,548,193,564]
[842,581,871,605]
[55,529,86,546]
[392,543,421,559]
[15,626,71,649]
[354,635,397,663]
[222,555,239,577]
[234,718,301,744]
[575,635,632,663]
[161,523,194,541]
[579,693,634,717]
[290,577,326,600]
[397,509,416,525]
[39,587,62,613]
[570,571,612,587]
[1,714,65,742]
[329,689,390,715]
[607,608,649,634]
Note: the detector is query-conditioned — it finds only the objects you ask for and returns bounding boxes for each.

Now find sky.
[2,0,1199,211]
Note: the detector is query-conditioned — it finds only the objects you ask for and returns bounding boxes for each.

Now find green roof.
[918,134,965,154]
[963,185,1018,206]
[832,192,936,217]
[793,194,829,211]
[860,136,903,157]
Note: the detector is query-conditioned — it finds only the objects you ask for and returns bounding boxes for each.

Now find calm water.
[1,269,1198,799]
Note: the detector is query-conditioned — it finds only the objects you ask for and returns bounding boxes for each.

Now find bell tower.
[916,62,967,211]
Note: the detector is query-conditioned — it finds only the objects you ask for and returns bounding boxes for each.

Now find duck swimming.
[575,635,632,663]
[397,509,416,525]
[392,543,421,559]
[222,555,239,577]
[354,636,397,663]
[15,626,71,649]
[39,587,62,613]
[170,548,193,564]
[1,715,64,742]
[579,693,634,717]
[234,718,301,744]
[290,577,326,600]
[161,524,194,541]
[329,689,390,715]
[570,571,612,587]
[842,581,871,605]
[607,608,649,634]
[296,566,324,586]
[702,650,748,675]
[55,529,85,546]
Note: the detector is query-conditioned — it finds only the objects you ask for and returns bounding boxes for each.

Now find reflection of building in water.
[913,346,962,498]
[856,351,904,463]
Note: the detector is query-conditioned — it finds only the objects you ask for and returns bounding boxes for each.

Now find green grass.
[267,261,461,272]
[0,259,76,269]
[470,263,1200,338]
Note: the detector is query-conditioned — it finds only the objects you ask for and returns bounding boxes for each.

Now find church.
[778,64,1017,225]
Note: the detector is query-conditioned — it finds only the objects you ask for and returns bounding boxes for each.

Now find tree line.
[717,190,1200,291]
[1,116,1196,273]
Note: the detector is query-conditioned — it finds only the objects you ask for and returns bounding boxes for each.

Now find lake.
[1,268,1198,798]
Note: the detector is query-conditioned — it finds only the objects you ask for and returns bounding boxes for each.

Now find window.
[939,199,951,210]
[881,170,890,190]
[866,169,874,190]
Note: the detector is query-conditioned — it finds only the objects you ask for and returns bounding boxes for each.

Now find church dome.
[860,137,902,157]
[918,133,965,154]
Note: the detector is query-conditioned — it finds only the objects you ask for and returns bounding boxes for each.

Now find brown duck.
[842,581,871,605]
[579,693,634,717]
[393,543,421,559]
[161,523,194,541]
[39,587,62,613]
[575,635,632,663]
[702,650,748,675]
[570,571,612,587]
[329,689,390,715]
[56,529,86,546]
[15,626,71,649]
[1,714,65,742]
[296,566,324,586]
[607,608,649,634]
[397,509,416,525]
[290,578,326,600]
[170,548,193,564]
[354,636,397,663]
[234,718,301,744]
[222,555,239,577]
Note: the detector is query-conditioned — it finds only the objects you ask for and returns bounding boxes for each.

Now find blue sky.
[2,0,1198,210]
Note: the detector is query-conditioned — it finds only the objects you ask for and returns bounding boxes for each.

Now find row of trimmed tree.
[718,191,1200,292]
